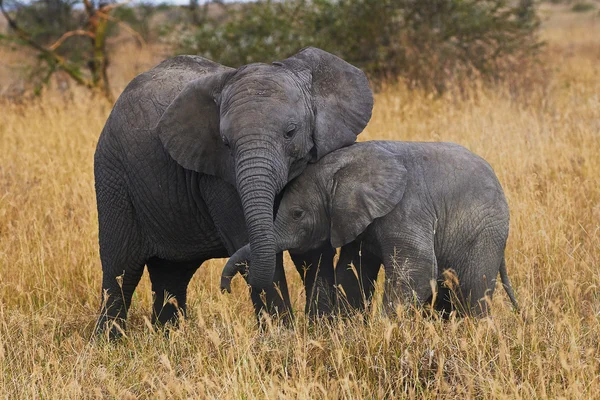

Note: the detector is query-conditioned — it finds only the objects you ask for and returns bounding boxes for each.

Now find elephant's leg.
[290,244,337,317]
[442,232,506,317]
[336,241,382,315]
[96,258,146,338]
[381,238,438,316]
[147,258,201,326]
[250,252,294,326]
[94,182,147,339]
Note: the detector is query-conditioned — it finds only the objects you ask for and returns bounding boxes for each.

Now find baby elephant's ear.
[329,146,407,248]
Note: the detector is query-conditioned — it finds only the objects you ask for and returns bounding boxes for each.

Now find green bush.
[4,0,87,58]
[111,3,158,42]
[172,0,541,92]
[0,0,90,93]
[0,0,156,99]
[571,2,596,12]
[10,0,82,44]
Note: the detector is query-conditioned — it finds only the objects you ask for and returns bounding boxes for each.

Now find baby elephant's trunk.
[220,244,252,293]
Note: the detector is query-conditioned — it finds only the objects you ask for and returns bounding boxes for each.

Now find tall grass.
[1,6,599,398]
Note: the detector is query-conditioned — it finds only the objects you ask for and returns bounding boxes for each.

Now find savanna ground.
[0,4,599,399]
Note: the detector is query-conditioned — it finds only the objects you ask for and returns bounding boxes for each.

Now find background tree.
[1,0,543,98]
[0,0,144,100]
[172,0,541,92]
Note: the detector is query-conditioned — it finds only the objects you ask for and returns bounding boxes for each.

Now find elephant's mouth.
[288,146,316,181]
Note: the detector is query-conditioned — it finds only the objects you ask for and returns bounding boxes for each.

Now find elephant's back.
[407,142,509,265]
[105,55,232,135]
[412,142,506,208]
[95,55,225,183]
[353,141,505,198]
[396,142,508,220]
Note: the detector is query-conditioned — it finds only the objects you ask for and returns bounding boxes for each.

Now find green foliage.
[10,0,84,47]
[571,2,596,12]
[173,0,541,92]
[111,3,158,41]
[0,0,150,100]
[2,0,90,86]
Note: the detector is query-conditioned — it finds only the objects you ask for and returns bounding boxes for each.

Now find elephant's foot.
[94,312,128,340]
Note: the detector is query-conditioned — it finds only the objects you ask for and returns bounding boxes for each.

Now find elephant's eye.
[222,136,230,149]
[291,208,304,220]
[285,123,297,139]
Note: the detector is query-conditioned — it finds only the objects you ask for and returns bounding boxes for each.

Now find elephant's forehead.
[225,66,304,103]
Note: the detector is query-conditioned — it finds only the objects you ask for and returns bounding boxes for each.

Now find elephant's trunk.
[235,138,287,291]
[220,244,251,293]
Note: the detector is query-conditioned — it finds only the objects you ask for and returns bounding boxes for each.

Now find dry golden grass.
[1,7,599,399]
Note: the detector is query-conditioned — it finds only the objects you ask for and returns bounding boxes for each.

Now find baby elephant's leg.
[446,230,508,317]
[381,238,438,316]
[290,244,337,318]
[336,240,382,315]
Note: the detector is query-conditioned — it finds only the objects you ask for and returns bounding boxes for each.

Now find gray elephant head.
[156,47,373,289]
[272,143,406,252]
[220,143,407,292]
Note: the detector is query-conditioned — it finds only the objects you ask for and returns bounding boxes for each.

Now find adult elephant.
[94,47,373,336]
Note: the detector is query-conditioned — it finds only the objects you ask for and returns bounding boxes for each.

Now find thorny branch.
[0,0,94,88]
[49,30,96,51]
[97,10,146,49]
[0,0,144,101]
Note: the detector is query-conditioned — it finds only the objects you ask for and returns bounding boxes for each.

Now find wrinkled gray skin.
[222,141,519,316]
[94,47,373,337]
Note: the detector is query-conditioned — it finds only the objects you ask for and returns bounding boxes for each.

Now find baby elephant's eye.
[291,208,304,220]
[285,123,297,139]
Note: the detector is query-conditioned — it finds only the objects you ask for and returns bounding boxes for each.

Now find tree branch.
[0,0,94,88]
[48,30,95,51]
[82,0,94,16]
[97,9,146,49]
[100,3,125,13]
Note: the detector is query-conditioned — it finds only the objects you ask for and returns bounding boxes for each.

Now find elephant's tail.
[220,245,251,293]
[499,258,519,311]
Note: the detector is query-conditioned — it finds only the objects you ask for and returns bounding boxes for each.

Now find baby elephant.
[222,141,518,316]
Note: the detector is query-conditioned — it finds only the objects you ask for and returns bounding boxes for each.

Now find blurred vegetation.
[570,2,596,12]
[10,0,84,45]
[110,2,159,41]
[1,6,600,397]
[1,0,543,96]
[173,0,542,92]
[0,0,87,62]
[0,0,146,100]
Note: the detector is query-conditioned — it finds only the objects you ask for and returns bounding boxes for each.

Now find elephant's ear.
[282,47,373,160]
[328,145,407,248]
[157,68,236,184]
